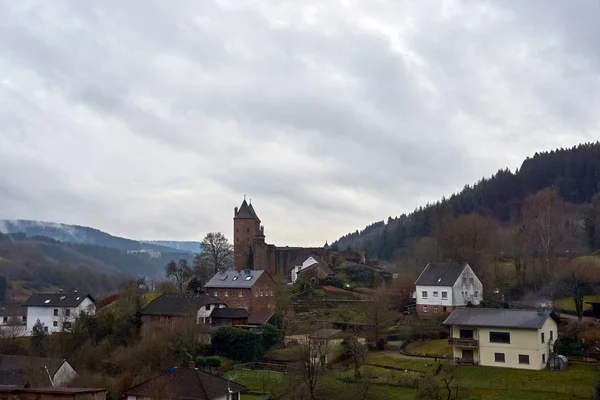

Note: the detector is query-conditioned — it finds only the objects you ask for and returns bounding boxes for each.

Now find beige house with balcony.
[443,307,559,370]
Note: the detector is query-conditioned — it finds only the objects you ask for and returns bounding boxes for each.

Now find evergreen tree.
[0,276,7,303]
[30,319,47,356]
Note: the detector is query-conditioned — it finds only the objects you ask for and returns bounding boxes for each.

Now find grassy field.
[405,339,452,357]
[555,295,600,311]
[264,345,301,361]
[364,353,435,372]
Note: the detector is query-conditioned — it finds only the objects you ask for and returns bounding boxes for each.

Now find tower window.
[247,228,250,233]
[236,228,239,233]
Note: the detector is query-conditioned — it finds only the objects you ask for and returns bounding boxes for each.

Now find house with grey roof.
[0,354,77,387]
[0,303,27,332]
[414,262,482,316]
[443,307,559,370]
[204,269,276,325]
[25,293,95,335]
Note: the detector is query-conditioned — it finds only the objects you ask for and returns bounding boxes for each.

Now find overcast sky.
[1,1,599,246]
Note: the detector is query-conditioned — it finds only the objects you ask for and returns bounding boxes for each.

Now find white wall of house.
[451,265,483,306]
[449,317,558,370]
[291,256,320,283]
[53,361,77,386]
[416,285,454,307]
[26,297,96,335]
[197,303,226,323]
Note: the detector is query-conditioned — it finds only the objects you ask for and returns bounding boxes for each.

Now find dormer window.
[232,276,239,281]
[245,276,252,281]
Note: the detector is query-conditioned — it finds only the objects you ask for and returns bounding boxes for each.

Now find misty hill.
[140,240,201,253]
[0,220,195,254]
[333,142,600,260]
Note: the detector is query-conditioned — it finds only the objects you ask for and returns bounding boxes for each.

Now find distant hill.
[0,220,193,253]
[140,240,201,254]
[333,142,600,260]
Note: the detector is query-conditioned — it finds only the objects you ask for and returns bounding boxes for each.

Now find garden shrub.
[212,327,264,362]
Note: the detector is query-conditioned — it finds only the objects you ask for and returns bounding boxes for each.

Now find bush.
[261,323,283,351]
[320,277,343,288]
[427,331,440,340]
[554,336,585,356]
[212,327,264,362]
[196,356,221,368]
[439,331,448,339]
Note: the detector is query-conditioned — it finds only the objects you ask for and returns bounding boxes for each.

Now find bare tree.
[562,258,596,321]
[342,329,368,379]
[196,232,233,274]
[297,333,330,399]
[165,259,192,292]
[363,287,395,350]
[415,364,465,400]
[0,316,26,349]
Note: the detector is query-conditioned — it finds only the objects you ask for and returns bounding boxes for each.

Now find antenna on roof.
[244,194,246,201]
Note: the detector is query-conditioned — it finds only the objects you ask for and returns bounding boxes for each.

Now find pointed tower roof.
[234,199,256,220]
[248,201,261,222]
[324,241,330,249]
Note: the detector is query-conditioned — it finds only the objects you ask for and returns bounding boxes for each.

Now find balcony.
[448,338,479,348]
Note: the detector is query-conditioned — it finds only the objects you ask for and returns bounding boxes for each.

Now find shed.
[548,354,568,371]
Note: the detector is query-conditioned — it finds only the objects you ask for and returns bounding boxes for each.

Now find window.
[542,354,546,363]
[541,332,545,344]
[518,354,530,364]
[443,306,447,312]
[550,330,553,340]
[232,276,238,281]
[238,290,243,297]
[2,317,6,323]
[489,332,510,343]
[494,353,505,362]
[224,291,228,297]
[423,306,428,313]
[205,304,210,311]
[231,393,239,400]
[433,291,439,297]
[462,277,466,285]
[246,228,250,232]
[22,316,26,323]
[245,276,252,281]
[214,290,218,297]
[260,289,264,297]
[422,291,428,298]
[474,291,479,298]
[65,309,71,317]
[459,329,474,339]
[64,321,72,329]
[53,321,58,327]
[469,277,474,285]
[236,228,239,232]
[44,326,48,332]
[441,291,448,299]
[434,306,438,313]
[53,309,58,316]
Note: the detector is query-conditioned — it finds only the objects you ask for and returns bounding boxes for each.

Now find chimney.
[234,207,238,216]
[188,360,196,369]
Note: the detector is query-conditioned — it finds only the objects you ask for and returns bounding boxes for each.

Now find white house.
[443,307,559,370]
[25,293,95,335]
[291,255,321,283]
[414,262,483,316]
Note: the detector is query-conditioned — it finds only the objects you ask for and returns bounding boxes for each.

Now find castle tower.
[233,198,263,270]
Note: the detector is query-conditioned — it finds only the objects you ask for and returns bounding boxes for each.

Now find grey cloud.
[0,0,599,245]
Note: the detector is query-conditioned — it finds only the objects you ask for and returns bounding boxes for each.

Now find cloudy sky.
[1,1,599,246]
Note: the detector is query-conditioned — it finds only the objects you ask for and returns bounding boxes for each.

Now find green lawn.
[264,345,301,361]
[405,339,452,357]
[554,295,600,312]
[364,353,436,372]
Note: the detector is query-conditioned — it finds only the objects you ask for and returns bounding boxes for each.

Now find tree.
[196,232,233,274]
[0,276,7,303]
[415,364,465,400]
[297,332,330,399]
[342,330,368,379]
[562,258,596,321]
[30,319,47,356]
[363,287,395,350]
[165,259,192,292]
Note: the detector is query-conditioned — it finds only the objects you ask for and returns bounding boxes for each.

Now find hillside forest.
[333,142,600,301]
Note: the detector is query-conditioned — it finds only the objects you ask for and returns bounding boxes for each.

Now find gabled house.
[140,293,226,335]
[123,362,247,400]
[443,307,559,370]
[204,269,276,325]
[291,254,321,283]
[25,293,95,334]
[0,354,77,387]
[414,262,482,316]
[294,257,335,285]
[210,308,249,327]
[0,303,27,331]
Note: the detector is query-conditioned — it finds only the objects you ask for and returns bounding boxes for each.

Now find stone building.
[232,199,365,280]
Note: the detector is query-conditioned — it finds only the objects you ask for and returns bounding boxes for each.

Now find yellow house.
[443,308,559,370]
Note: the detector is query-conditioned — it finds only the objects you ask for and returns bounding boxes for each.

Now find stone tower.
[233,198,265,270]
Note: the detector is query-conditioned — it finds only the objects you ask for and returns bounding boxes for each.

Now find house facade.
[25,293,95,335]
[444,308,559,370]
[204,269,276,324]
[291,255,321,283]
[0,354,78,387]
[0,303,27,332]
[140,293,226,335]
[414,262,482,316]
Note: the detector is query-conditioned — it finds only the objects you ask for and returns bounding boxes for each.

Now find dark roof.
[311,328,343,339]
[123,367,246,400]
[141,293,223,317]
[25,293,94,308]
[211,308,249,319]
[294,252,320,265]
[204,269,266,289]
[0,304,26,317]
[1,388,106,394]
[248,202,260,222]
[247,311,274,325]
[443,308,560,329]
[254,224,265,237]
[234,200,256,220]
[297,261,334,277]
[414,262,466,286]
[0,355,67,387]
